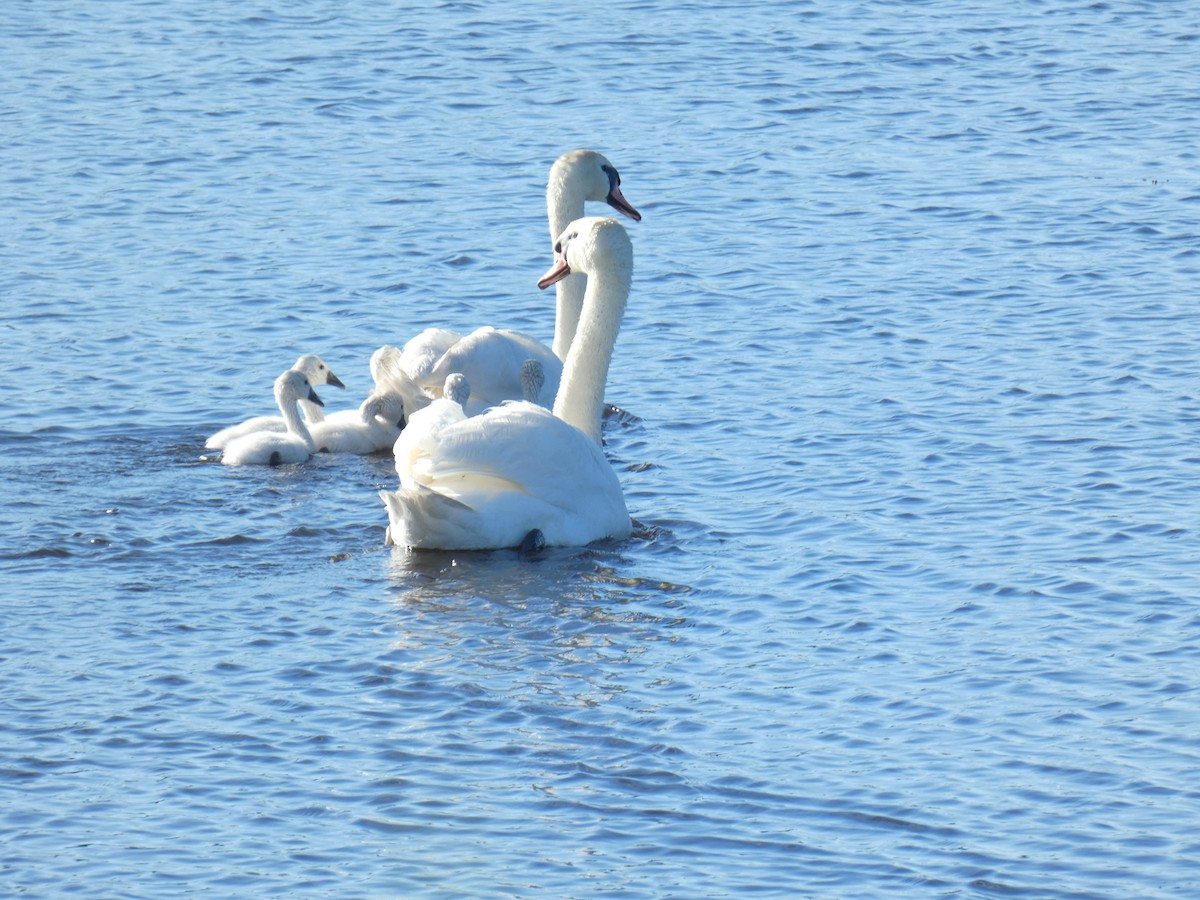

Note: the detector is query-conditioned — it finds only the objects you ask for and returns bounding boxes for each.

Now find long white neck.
[552,247,632,444]
[551,276,586,361]
[299,397,326,424]
[547,166,589,362]
[278,385,317,453]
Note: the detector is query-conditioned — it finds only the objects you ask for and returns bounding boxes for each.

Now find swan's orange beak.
[537,256,572,290]
[606,183,642,222]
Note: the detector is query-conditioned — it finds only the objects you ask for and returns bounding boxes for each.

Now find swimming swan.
[380,216,634,550]
[205,354,345,450]
[309,390,408,454]
[221,368,324,466]
[401,150,641,413]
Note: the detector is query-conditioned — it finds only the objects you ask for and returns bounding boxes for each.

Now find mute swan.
[399,150,641,414]
[380,216,634,550]
[205,354,345,450]
[309,390,408,454]
[221,369,323,466]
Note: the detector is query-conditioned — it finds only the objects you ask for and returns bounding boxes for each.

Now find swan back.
[422,327,562,414]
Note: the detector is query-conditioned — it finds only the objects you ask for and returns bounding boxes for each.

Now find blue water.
[4,0,1200,896]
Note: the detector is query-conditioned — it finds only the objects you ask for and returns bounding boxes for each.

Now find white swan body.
[419,327,562,415]
[206,354,345,450]
[221,369,323,466]
[381,216,634,550]
[309,391,408,454]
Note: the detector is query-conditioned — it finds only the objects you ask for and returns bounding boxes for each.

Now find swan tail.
[379,485,474,549]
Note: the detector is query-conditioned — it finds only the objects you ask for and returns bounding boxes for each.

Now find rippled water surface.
[4,1,1200,896]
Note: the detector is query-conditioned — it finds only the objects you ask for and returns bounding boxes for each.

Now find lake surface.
[4,1,1200,896]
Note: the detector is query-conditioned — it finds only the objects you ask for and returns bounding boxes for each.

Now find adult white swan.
[221,368,324,466]
[380,216,634,550]
[398,150,641,412]
[205,354,345,450]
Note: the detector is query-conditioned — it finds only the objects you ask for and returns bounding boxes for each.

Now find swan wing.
[205,415,285,450]
[399,328,463,383]
[385,402,628,549]
[424,328,562,408]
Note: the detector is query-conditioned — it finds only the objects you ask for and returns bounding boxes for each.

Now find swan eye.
[553,240,562,254]
[601,163,620,188]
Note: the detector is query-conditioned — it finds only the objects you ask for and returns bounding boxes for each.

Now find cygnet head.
[276,368,324,408]
[538,216,634,289]
[519,359,545,403]
[549,150,642,225]
[294,353,346,390]
[362,391,409,429]
[443,373,470,408]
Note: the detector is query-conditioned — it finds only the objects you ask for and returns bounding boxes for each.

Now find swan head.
[276,368,324,408]
[443,373,471,408]
[549,150,642,225]
[293,353,345,390]
[361,390,409,428]
[538,216,634,289]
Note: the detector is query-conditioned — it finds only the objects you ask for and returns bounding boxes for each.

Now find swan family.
[207,149,645,551]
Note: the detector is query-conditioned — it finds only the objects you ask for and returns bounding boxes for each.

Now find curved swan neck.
[551,226,633,443]
[277,379,317,452]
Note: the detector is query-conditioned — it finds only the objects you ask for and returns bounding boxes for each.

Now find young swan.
[206,353,345,450]
[309,390,409,454]
[380,217,634,550]
[221,369,323,466]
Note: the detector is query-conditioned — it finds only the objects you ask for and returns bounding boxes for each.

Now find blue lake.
[4,1,1200,896]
